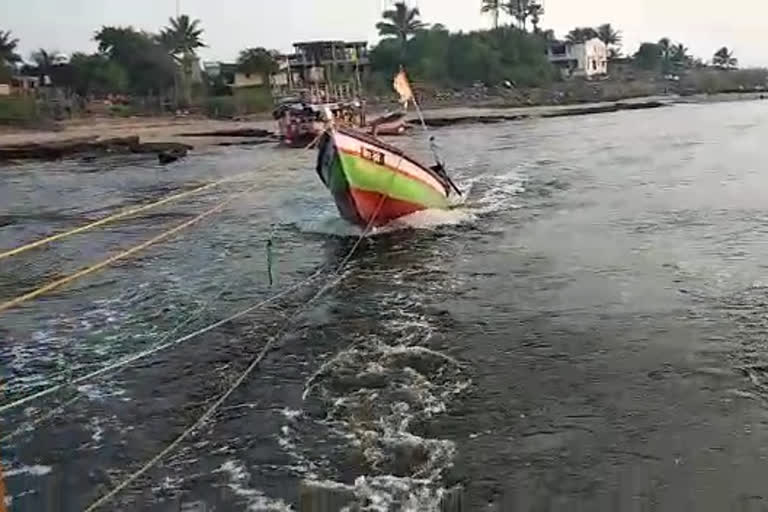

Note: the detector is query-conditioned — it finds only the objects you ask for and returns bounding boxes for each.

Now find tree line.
[0,3,748,105]
[0,19,281,107]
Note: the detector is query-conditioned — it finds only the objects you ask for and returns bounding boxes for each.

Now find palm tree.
[566,27,598,44]
[658,37,673,73]
[503,0,531,31]
[376,2,426,47]
[31,49,56,84]
[161,15,205,56]
[160,15,205,106]
[528,2,544,33]
[0,30,21,67]
[481,0,502,29]
[671,43,690,70]
[596,23,622,49]
[540,29,556,42]
[713,47,737,69]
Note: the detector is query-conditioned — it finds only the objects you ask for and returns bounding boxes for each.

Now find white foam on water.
[376,207,476,233]
[298,316,471,511]
[215,460,294,511]
[4,464,52,477]
[280,408,302,421]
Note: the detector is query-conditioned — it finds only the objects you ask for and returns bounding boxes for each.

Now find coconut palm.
[0,30,21,67]
[160,15,205,106]
[671,43,690,69]
[528,2,544,33]
[31,49,56,83]
[566,27,598,44]
[376,2,426,46]
[596,23,621,49]
[481,0,502,29]
[160,15,205,56]
[503,0,531,31]
[713,47,737,69]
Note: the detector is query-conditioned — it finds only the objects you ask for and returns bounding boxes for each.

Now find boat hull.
[316,128,451,227]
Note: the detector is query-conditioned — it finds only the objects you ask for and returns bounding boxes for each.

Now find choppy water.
[3,101,768,511]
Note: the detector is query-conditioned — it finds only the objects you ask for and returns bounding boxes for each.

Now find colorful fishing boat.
[315,70,460,228]
[316,126,458,227]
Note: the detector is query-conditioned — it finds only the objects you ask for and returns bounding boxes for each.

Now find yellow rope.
[0,178,234,261]
[0,184,253,315]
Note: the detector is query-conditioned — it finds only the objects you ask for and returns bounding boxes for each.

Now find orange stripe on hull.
[348,188,426,227]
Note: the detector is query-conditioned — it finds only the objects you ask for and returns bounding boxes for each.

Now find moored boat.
[316,126,455,228]
[273,99,365,148]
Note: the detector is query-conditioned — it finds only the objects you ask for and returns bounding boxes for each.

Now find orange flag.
[393,70,414,107]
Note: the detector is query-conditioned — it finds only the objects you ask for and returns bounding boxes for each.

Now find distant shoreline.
[0,92,764,163]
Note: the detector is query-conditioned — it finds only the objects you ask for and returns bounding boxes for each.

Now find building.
[547,38,608,79]
[283,41,369,90]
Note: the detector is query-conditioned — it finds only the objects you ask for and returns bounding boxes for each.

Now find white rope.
[0,261,250,442]
[84,174,388,511]
[0,268,325,416]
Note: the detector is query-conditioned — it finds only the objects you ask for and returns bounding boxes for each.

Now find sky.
[3,0,768,67]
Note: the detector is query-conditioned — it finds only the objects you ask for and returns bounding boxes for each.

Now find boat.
[367,110,410,136]
[273,98,365,148]
[316,125,457,228]
[315,70,461,228]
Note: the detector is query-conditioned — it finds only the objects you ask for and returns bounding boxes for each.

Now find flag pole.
[395,68,462,196]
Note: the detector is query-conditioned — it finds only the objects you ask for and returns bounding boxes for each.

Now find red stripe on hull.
[348,188,426,227]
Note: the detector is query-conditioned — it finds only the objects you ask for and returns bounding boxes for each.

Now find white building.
[547,38,608,79]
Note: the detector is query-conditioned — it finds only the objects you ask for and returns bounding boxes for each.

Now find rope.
[0,177,239,262]
[0,180,257,316]
[0,266,325,415]
[0,257,272,440]
[84,146,391,512]
[0,394,80,445]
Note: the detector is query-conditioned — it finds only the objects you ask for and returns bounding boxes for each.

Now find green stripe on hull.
[338,153,449,209]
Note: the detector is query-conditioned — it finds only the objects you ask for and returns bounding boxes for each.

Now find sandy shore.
[0,92,763,155]
[0,117,276,150]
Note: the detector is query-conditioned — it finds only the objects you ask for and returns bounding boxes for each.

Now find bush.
[0,96,41,125]
[205,96,237,118]
[232,86,273,114]
[370,26,557,89]
[681,68,768,94]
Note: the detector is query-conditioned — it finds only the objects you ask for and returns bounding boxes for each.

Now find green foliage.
[566,27,598,43]
[94,26,176,95]
[633,42,663,70]
[596,24,621,48]
[480,0,502,29]
[204,96,237,118]
[232,86,273,114]
[713,47,737,69]
[503,0,542,32]
[681,68,766,93]
[376,2,427,46]
[237,48,278,74]
[159,15,205,57]
[528,3,544,33]
[0,30,21,67]
[61,53,128,95]
[0,96,40,124]
[371,25,555,88]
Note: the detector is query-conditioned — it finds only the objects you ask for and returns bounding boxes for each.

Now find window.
[592,60,597,71]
